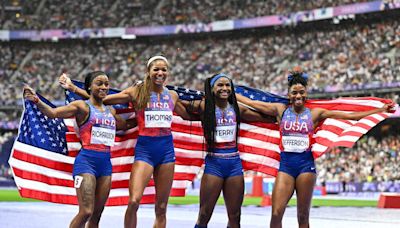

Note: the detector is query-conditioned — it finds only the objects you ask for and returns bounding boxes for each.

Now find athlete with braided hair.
[182,73,274,228]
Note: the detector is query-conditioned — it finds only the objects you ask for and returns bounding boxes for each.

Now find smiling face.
[90,75,109,100]
[288,83,307,108]
[212,77,232,100]
[148,60,169,86]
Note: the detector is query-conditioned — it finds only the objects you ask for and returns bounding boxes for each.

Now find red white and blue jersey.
[136,87,174,137]
[279,107,314,153]
[79,101,116,152]
[214,104,237,150]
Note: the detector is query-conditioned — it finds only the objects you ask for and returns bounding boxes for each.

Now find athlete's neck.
[151,84,164,93]
[90,97,104,110]
[215,98,228,110]
[292,105,305,114]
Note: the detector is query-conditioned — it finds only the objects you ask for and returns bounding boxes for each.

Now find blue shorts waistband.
[79,148,111,158]
[207,151,239,158]
[210,147,237,153]
[138,134,173,140]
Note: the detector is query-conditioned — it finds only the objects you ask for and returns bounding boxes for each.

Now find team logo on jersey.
[163,94,169,100]
[300,115,308,120]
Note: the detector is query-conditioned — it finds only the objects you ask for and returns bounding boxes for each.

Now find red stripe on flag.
[13,167,73,187]
[242,161,278,177]
[12,149,73,172]
[20,188,78,205]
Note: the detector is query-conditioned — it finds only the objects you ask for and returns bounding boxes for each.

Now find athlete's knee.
[271,207,285,220]
[127,196,141,211]
[79,207,94,221]
[155,201,168,217]
[297,209,310,225]
[227,210,241,224]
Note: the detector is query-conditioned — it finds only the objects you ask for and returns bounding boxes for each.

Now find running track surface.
[1,202,400,227]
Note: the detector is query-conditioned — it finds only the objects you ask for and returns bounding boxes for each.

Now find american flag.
[9,82,394,205]
[8,82,205,205]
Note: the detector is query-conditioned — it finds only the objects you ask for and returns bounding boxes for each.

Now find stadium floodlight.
[121,34,136,40]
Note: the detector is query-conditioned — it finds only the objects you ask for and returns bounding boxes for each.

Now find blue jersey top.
[213,104,237,151]
[79,100,116,152]
[279,107,313,153]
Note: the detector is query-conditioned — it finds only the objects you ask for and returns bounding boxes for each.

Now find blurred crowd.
[0,132,15,179]
[1,0,371,29]
[0,18,398,105]
[316,135,400,183]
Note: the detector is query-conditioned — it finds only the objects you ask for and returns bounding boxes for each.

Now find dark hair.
[288,71,308,89]
[202,74,241,152]
[84,71,107,94]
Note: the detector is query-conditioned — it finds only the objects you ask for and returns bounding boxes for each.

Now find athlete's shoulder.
[168,89,179,99]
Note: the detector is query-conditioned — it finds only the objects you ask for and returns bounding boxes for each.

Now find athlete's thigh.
[75,173,97,210]
[272,172,296,211]
[295,173,316,212]
[199,174,224,209]
[153,162,175,203]
[128,161,154,198]
[93,176,112,211]
[222,175,244,213]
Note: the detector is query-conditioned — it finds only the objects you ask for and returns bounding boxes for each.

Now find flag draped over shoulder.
[9,82,203,206]
[235,86,395,163]
[9,82,394,205]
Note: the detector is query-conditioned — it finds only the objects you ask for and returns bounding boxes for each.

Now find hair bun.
[288,72,308,82]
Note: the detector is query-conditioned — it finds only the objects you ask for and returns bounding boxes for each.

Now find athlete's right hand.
[59,73,74,90]
[23,85,39,104]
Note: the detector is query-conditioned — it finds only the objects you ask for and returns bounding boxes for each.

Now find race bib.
[215,125,236,143]
[74,176,83,188]
[91,126,115,146]
[144,110,173,128]
[282,135,309,153]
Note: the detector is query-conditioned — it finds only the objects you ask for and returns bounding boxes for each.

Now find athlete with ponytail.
[59,56,192,228]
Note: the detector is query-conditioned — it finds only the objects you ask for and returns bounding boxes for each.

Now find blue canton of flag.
[235,85,289,104]
[166,85,204,101]
[18,94,68,154]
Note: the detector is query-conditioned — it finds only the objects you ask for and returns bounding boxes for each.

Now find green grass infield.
[0,189,377,207]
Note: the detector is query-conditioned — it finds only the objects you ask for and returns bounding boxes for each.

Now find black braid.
[230,83,241,148]
[203,77,216,151]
